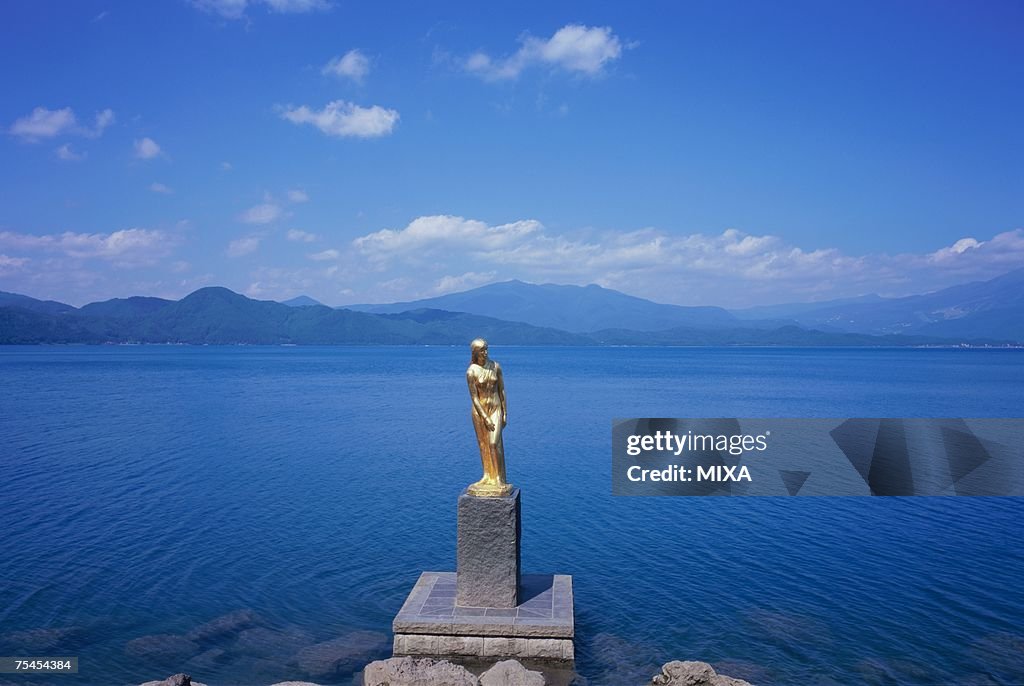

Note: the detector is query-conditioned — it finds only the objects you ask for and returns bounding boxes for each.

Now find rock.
[126,634,201,661]
[297,630,389,679]
[480,659,546,686]
[186,609,262,642]
[138,675,209,686]
[650,660,753,686]
[362,656,479,686]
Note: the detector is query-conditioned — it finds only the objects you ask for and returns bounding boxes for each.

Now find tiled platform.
[393,571,574,660]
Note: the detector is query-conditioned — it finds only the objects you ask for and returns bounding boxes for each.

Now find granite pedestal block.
[393,571,574,661]
[456,487,520,609]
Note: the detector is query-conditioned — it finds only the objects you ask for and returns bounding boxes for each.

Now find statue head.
[470,338,489,365]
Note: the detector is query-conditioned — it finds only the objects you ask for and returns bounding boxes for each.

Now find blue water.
[1,346,1022,686]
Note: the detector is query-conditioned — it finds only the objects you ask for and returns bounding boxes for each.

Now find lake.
[1,346,1022,685]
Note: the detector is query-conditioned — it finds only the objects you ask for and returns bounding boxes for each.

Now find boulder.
[139,674,209,686]
[297,630,389,679]
[650,661,753,686]
[362,656,478,686]
[480,659,546,686]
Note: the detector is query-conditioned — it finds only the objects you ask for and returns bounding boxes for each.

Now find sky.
[1,0,1022,308]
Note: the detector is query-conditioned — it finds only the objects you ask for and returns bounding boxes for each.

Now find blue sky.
[1,0,1022,307]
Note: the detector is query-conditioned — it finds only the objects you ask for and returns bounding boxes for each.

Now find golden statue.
[466,338,512,497]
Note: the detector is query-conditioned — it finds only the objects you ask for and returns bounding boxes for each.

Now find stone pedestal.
[456,487,520,608]
[392,486,573,662]
[393,572,574,661]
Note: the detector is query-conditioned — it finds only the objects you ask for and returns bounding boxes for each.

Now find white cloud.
[9,107,77,141]
[348,216,1024,306]
[355,215,541,257]
[191,0,248,19]
[149,182,173,194]
[171,260,191,273]
[280,100,399,138]
[86,109,115,137]
[466,24,624,81]
[308,248,340,261]
[262,0,330,12]
[56,144,85,161]
[0,254,30,270]
[434,271,497,294]
[190,0,329,19]
[287,189,310,203]
[134,137,162,159]
[221,161,233,171]
[239,203,282,224]
[227,235,261,257]
[322,49,370,83]
[0,228,176,266]
[8,106,114,142]
[287,229,318,242]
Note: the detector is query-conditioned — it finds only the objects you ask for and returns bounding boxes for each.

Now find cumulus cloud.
[56,144,85,161]
[149,182,173,194]
[0,228,176,266]
[191,0,329,19]
[349,216,1024,306]
[239,203,282,224]
[434,271,498,294]
[9,106,115,142]
[308,248,340,261]
[287,229,318,242]
[0,254,30,270]
[354,215,541,257]
[134,137,162,159]
[227,235,261,257]
[466,24,624,81]
[279,100,399,138]
[322,49,370,82]
[287,189,309,203]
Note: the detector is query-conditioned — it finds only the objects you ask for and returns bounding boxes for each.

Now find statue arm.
[496,363,507,426]
[467,368,494,430]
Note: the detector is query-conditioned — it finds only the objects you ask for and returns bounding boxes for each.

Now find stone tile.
[512,618,573,639]
[485,608,517,618]
[453,606,488,617]
[437,635,483,657]
[517,608,552,619]
[393,619,454,635]
[393,634,438,656]
[525,638,565,659]
[482,636,529,658]
[419,607,455,618]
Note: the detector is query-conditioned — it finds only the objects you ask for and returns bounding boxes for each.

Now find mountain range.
[0,268,1021,345]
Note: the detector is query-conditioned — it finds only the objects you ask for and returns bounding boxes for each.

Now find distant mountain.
[1,277,1020,345]
[769,268,1024,340]
[282,295,323,307]
[0,287,591,345]
[78,296,172,318]
[0,291,76,316]
[730,293,886,321]
[345,280,740,333]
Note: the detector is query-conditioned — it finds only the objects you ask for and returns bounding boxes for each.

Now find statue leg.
[489,409,506,485]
